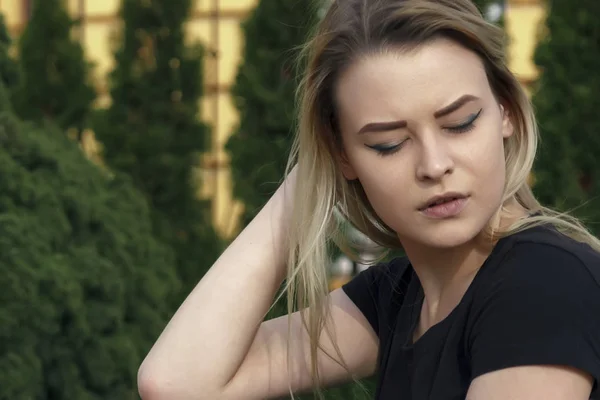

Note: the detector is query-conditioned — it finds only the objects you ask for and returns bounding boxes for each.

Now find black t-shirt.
[342,224,600,399]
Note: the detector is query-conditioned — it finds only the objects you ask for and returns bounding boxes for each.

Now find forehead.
[335,39,492,126]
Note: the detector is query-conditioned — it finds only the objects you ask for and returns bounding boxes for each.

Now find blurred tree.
[226,0,320,227]
[92,0,222,305]
[0,14,20,94]
[12,0,96,140]
[0,80,179,398]
[532,0,600,233]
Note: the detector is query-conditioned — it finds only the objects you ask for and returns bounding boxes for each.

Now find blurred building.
[0,0,545,240]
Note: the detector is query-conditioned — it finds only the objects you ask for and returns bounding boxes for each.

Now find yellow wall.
[505,1,546,90]
[0,0,23,27]
[1,0,545,240]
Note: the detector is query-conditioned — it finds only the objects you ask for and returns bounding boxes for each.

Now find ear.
[338,149,358,180]
[500,104,514,139]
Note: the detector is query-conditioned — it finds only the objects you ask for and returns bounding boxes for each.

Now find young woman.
[137,1,600,399]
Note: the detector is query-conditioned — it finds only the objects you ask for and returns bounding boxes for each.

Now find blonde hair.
[279,0,600,397]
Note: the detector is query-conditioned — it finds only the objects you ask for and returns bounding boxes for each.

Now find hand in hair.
[137,165,378,399]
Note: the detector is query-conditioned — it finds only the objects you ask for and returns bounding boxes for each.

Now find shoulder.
[471,228,600,327]
[471,224,600,326]
[363,256,412,282]
[342,256,412,299]
[486,224,600,291]
[468,225,600,389]
[341,256,412,337]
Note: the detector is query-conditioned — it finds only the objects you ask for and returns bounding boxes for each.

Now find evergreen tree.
[12,0,96,139]
[0,14,20,94]
[532,0,600,233]
[0,77,179,398]
[92,0,222,304]
[226,0,320,227]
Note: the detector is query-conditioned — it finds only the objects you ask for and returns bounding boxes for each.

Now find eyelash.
[446,108,483,134]
[367,108,483,157]
[368,143,405,157]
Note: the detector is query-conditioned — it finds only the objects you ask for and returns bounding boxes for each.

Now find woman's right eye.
[365,143,403,156]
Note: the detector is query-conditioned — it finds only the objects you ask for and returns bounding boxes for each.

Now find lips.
[419,193,468,211]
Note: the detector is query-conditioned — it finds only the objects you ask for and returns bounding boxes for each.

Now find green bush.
[0,82,178,398]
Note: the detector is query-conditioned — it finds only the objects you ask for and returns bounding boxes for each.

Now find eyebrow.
[357,94,481,135]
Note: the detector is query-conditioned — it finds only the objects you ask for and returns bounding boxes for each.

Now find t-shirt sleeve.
[341,264,386,336]
[341,258,409,338]
[469,243,600,391]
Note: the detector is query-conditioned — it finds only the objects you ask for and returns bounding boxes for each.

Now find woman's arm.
[221,288,378,399]
[137,170,379,400]
[467,365,593,400]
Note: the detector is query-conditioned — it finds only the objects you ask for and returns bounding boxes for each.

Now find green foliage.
[0,81,178,398]
[532,0,600,233]
[226,0,320,227]
[0,14,20,94]
[12,0,96,138]
[93,0,222,305]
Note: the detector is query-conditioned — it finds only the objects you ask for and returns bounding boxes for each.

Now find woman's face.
[335,38,514,250]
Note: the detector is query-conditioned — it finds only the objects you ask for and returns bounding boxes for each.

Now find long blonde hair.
[279,0,600,396]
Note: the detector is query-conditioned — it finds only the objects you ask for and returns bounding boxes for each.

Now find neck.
[404,201,528,319]
[403,232,493,307]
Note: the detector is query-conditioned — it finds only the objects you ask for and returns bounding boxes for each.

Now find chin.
[421,228,481,249]
[400,216,488,250]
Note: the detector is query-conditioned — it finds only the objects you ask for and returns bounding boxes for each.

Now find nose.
[415,136,454,181]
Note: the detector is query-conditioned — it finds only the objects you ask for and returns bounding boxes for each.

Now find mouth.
[419,193,469,211]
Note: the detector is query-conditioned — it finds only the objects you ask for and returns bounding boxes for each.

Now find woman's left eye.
[445,109,483,134]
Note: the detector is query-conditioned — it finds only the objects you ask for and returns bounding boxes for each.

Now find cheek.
[467,131,508,196]
[353,161,414,224]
